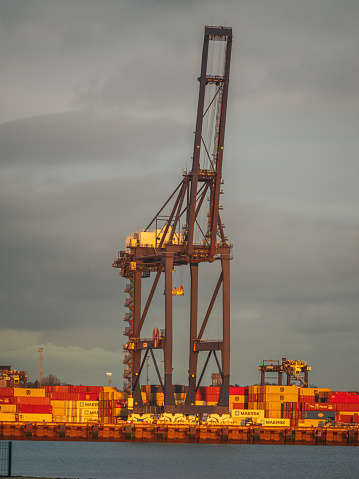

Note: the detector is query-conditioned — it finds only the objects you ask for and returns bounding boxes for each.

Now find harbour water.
[8,440,358,479]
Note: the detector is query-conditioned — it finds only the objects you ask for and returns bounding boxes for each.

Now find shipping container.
[0,404,16,413]
[231,409,264,419]
[0,397,15,404]
[262,386,299,395]
[0,388,14,397]
[265,410,282,419]
[263,394,298,403]
[229,387,248,396]
[13,388,46,397]
[0,412,16,421]
[305,410,336,420]
[18,413,52,422]
[263,402,284,411]
[258,418,291,427]
[330,393,359,404]
[16,396,50,406]
[298,419,326,427]
[231,403,245,410]
[17,404,52,414]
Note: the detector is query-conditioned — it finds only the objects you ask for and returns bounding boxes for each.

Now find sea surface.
[6,440,358,479]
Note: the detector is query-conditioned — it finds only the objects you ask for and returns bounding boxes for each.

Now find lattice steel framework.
[113,26,233,414]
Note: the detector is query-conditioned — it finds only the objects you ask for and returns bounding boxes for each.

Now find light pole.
[106,372,112,387]
[38,348,44,388]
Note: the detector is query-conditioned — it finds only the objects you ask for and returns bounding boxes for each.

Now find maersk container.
[231,409,264,419]
[77,401,99,409]
[258,418,290,427]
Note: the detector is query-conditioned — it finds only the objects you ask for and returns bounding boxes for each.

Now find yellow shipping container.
[339,411,359,416]
[298,419,326,427]
[52,408,66,416]
[195,401,206,406]
[13,388,45,397]
[247,402,258,410]
[0,404,16,413]
[262,386,299,395]
[264,402,283,411]
[0,413,16,421]
[50,400,66,409]
[19,413,52,422]
[265,410,282,418]
[264,394,298,403]
[248,386,260,394]
[259,418,290,427]
[299,388,331,396]
[229,395,246,401]
[114,391,128,400]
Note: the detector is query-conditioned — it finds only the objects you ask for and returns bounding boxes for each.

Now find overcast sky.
[1,0,358,391]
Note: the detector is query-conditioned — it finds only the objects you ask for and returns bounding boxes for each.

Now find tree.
[41,374,61,386]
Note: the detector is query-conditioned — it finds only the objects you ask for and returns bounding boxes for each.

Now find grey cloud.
[0,111,189,170]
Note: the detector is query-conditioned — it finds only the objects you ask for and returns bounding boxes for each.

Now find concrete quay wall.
[1,422,358,446]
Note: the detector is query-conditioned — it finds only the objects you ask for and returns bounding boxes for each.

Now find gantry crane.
[259,358,311,387]
[113,26,233,414]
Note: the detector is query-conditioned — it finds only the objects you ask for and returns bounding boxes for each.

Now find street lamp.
[106,372,112,387]
[38,348,44,388]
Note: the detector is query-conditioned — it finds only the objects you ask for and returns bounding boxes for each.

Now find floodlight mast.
[113,26,233,414]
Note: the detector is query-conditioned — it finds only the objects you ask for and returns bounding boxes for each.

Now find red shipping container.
[335,403,359,412]
[300,396,315,404]
[16,396,50,406]
[0,397,15,404]
[54,386,70,393]
[336,414,352,423]
[330,393,359,404]
[232,403,245,409]
[229,387,247,395]
[0,388,14,397]
[18,404,52,414]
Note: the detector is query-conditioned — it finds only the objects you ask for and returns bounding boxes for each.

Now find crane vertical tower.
[113,26,233,414]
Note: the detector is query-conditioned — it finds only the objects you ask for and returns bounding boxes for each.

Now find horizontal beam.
[194,341,222,352]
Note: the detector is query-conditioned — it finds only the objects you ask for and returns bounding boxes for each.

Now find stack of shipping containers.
[0,387,16,422]
[15,388,52,422]
[99,388,127,423]
[1,383,359,426]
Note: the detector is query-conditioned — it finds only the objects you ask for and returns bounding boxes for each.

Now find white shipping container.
[231,409,265,419]
[258,418,290,427]
[78,401,98,409]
